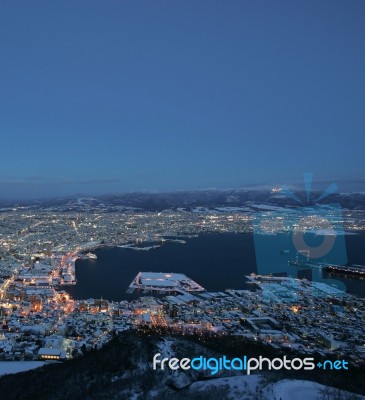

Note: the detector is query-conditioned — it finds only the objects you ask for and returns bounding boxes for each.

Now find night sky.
[0,1,364,199]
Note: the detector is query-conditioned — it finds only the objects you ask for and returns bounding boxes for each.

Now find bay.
[65,232,365,301]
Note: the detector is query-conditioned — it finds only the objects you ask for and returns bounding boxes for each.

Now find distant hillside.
[1,189,365,212]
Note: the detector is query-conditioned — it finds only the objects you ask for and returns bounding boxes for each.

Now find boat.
[85,252,97,260]
[325,264,365,277]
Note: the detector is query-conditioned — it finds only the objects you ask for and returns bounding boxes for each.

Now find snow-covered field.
[0,361,46,377]
[185,376,365,400]
[269,379,325,400]
[267,379,365,400]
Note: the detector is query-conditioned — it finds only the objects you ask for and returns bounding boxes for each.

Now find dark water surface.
[65,233,365,301]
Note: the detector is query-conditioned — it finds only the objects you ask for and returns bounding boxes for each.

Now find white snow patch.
[157,338,175,359]
[266,379,365,400]
[186,376,365,400]
[0,361,46,377]
[215,207,251,212]
[250,204,296,212]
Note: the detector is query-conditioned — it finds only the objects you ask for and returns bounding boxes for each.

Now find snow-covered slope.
[0,361,46,377]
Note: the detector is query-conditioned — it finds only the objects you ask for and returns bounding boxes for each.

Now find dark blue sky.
[0,1,364,199]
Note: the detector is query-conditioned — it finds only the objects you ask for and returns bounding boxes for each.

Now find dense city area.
[0,206,364,366]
